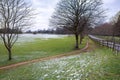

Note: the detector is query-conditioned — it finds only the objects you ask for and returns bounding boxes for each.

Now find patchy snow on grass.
[16,34,68,43]
[28,53,105,80]
[1,52,108,80]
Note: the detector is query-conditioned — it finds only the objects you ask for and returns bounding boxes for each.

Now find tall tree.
[114,12,120,36]
[110,11,120,45]
[111,11,120,36]
[50,0,104,49]
[0,0,32,60]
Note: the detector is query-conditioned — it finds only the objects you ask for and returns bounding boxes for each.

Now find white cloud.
[102,0,120,22]
[29,0,60,30]
[103,0,115,4]
[28,0,120,30]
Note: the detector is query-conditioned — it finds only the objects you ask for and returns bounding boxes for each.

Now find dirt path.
[0,42,89,70]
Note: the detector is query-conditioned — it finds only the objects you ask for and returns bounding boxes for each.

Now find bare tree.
[110,11,120,47]
[50,0,104,49]
[114,14,120,37]
[0,0,32,60]
[116,16,120,46]
[111,11,120,36]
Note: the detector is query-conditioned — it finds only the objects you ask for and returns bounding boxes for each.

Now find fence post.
[107,40,108,47]
[112,37,116,53]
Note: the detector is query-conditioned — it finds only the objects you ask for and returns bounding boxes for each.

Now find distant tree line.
[112,11,120,37]
[90,23,113,36]
[26,28,73,34]
[90,23,120,37]
[0,28,22,34]
[90,11,120,37]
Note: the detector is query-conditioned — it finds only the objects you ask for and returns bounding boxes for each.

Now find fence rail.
[89,35,120,52]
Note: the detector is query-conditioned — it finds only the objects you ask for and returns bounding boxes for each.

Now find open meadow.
[0,39,119,80]
[0,0,120,79]
[0,34,86,67]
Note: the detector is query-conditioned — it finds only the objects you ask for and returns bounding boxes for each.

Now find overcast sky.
[28,0,120,31]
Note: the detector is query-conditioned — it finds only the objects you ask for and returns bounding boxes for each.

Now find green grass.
[0,40,119,80]
[0,36,86,67]
[96,35,120,43]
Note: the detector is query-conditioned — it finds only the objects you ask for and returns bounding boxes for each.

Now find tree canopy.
[50,0,105,49]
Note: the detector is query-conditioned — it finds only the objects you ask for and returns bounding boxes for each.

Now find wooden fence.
[89,35,120,53]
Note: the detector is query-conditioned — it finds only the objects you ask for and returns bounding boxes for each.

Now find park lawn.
[0,36,86,67]
[95,35,120,43]
[0,40,119,80]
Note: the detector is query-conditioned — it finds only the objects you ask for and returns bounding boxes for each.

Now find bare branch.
[0,0,33,60]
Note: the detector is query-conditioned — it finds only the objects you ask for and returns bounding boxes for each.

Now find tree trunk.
[75,34,79,49]
[80,33,83,44]
[80,37,82,44]
[8,48,12,60]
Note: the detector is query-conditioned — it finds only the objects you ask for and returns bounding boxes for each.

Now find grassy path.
[0,36,87,67]
[0,39,119,80]
[0,41,89,70]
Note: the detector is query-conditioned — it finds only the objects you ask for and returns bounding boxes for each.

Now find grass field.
[0,35,86,67]
[96,35,120,43]
[0,40,119,80]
